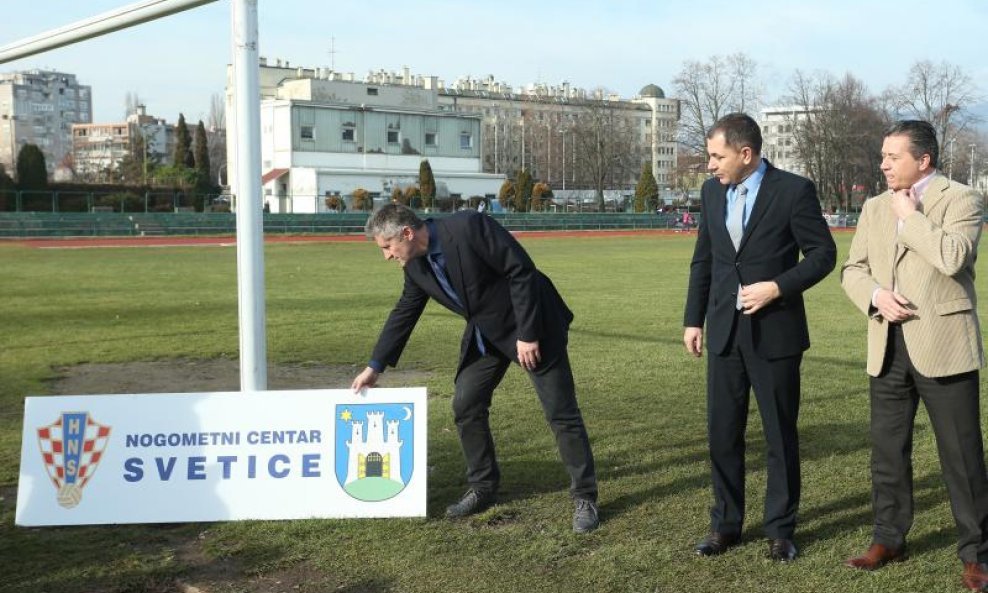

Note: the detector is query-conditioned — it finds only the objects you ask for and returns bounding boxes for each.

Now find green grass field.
[0,232,985,593]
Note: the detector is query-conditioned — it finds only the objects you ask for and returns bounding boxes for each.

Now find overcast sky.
[2,0,986,124]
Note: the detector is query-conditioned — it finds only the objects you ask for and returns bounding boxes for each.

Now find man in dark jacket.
[352,204,599,533]
[683,113,836,561]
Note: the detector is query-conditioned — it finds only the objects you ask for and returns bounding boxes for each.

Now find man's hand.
[890,188,918,221]
[517,339,541,371]
[351,366,380,393]
[740,281,781,315]
[874,288,913,322]
[684,326,703,357]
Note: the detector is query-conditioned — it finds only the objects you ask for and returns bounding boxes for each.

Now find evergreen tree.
[16,143,48,190]
[194,120,211,187]
[173,113,193,168]
[0,163,13,211]
[634,161,659,213]
[497,179,515,210]
[513,168,533,212]
[418,159,436,209]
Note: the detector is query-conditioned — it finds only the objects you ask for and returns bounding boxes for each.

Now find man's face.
[374,226,420,267]
[881,134,931,191]
[706,132,753,186]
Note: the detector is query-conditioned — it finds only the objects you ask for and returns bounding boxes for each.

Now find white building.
[226,60,681,211]
[345,412,404,485]
[227,60,503,213]
[760,106,812,177]
[71,105,173,182]
[0,69,92,176]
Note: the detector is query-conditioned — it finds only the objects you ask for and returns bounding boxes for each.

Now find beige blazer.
[841,174,984,377]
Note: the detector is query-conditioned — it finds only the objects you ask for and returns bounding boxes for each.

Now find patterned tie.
[728,184,748,250]
[729,185,748,309]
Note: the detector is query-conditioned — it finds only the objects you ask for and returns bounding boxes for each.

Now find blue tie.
[428,252,486,354]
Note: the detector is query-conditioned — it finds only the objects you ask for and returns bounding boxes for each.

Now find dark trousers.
[452,341,598,501]
[869,323,988,562]
[707,313,802,539]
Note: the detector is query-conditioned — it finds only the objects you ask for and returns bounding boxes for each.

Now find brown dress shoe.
[962,562,988,592]
[843,543,906,570]
[695,532,741,557]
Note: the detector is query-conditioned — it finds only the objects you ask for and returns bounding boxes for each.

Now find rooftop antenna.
[327,36,338,71]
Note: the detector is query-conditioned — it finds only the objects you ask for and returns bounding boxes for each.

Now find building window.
[301,125,314,140]
[342,124,355,142]
[459,132,472,149]
[387,130,399,144]
[425,132,437,147]
[367,87,379,96]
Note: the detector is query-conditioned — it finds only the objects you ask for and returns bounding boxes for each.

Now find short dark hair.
[885,120,939,168]
[707,112,762,154]
[365,203,424,238]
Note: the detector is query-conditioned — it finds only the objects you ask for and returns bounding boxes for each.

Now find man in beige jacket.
[841,120,988,592]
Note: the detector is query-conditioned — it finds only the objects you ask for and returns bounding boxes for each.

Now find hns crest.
[335,404,414,502]
[37,412,111,509]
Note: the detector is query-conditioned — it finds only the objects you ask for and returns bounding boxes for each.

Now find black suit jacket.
[683,162,836,359]
[371,211,573,374]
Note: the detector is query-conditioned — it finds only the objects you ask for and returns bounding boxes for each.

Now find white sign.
[16,388,427,526]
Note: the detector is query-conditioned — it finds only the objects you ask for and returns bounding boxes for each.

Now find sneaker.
[573,498,600,533]
[445,489,496,518]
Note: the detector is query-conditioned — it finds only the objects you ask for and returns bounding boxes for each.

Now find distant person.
[477,199,486,213]
[351,204,600,533]
[840,120,988,592]
[682,113,836,562]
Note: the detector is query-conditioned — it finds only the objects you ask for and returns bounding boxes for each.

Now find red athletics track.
[7,227,857,249]
[7,228,702,249]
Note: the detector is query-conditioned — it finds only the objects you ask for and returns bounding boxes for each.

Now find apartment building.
[0,69,92,176]
[760,106,812,177]
[71,105,173,182]
[226,60,680,211]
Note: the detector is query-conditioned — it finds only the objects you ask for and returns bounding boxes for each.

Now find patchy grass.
[0,232,984,593]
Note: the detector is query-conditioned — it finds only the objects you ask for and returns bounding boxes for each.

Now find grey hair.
[364,203,424,239]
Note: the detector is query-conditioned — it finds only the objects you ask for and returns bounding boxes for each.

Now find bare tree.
[569,96,645,210]
[207,93,227,186]
[123,91,144,118]
[890,60,983,178]
[786,71,890,212]
[208,92,226,131]
[673,53,763,154]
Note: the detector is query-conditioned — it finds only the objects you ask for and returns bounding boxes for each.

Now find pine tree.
[194,120,211,187]
[173,113,193,168]
[0,163,13,211]
[16,143,48,190]
[418,159,436,209]
[634,161,659,213]
[513,169,533,212]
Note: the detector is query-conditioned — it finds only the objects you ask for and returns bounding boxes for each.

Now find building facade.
[760,106,811,177]
[0,69,92,177]
[226,60,680,212]
[71,105,174,182]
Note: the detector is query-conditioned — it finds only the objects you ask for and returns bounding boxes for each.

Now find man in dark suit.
[683,113,836,561]
[352,204,599,533]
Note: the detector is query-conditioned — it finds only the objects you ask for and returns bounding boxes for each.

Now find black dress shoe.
[445,489,496,518]
[768,538,798,562]
[695,532,741,556]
